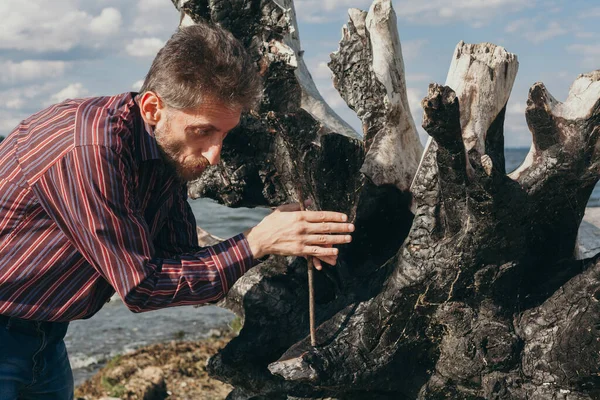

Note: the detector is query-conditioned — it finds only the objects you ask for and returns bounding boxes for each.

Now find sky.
[0,0,598,148]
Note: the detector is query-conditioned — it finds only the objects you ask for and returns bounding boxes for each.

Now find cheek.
[188,137,213,154]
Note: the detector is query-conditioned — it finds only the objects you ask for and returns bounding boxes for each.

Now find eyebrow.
[187,124,218,131]
[186,120,241,133]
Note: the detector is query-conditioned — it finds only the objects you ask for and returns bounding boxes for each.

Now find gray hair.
[140,22,262,111]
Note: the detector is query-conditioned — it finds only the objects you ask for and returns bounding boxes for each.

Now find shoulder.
[17,93,140,185]
[73,92,139,154]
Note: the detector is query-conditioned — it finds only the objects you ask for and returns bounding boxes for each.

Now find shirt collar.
[132,93,161,162]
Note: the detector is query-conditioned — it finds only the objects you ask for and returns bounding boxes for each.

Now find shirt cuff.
[205,233,255,295]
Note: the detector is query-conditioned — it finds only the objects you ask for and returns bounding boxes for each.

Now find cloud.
[504,118,531,148]
[406,87,423,117]
[406,87,428,143]
[140,0,171,10]
[295,0,534,26]
[401,39,428,61]
[505,18,568,44]
[505,18,536,33]
[47,83,89,105]
[0,60,70,85]
[566,44,600,69]
[0,111,24,136]
[295,0,373,23]
[89,7,122,36]
[507,101,526,116]
[320,85,346,109]
[395,0,535,26]
[503,100,531,148]
[406,73,432,83]
[4,98,25,110]
[297,0,371,13]
[126,38,165,58]
[131,0,179,35]
[525,21,568,44]
[313,62,333,80]
[132,80,145,91]
[305,55,334,80]
[0,83,61,134]
[0,83,57,106]
[0,1,122,52]
[578,7,600,19]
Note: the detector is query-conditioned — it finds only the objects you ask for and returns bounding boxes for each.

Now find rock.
[75,334,235,400]
[124,366,167,400]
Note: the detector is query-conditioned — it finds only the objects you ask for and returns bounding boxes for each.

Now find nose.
[203,142,222,165]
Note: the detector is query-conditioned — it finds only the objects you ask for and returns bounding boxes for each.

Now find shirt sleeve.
[31,145,255,312]
[153,182,201,258]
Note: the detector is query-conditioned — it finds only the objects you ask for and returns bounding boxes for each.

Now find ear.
[139,91,164,125]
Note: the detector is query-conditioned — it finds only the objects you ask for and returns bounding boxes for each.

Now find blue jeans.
[0,315,73,400]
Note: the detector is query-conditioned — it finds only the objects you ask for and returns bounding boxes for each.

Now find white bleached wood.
[412,42,517,191]
[509,71,600,181]
[359,0,423,191]
[270,0,359,139]
[445,41,518,154]
[172,0,194,27]
[553,71,600,120]
[413,42,518,189]
[179,12,195,27]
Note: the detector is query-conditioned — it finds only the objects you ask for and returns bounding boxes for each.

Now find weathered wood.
[170,0,418,398]
[329,2,423,191]
[269,40,600,400]
[168,0,600,398]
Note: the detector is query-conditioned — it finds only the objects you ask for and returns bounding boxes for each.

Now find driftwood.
[170,0,600,398]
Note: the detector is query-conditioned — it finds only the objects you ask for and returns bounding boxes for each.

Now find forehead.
[173,101,242,130]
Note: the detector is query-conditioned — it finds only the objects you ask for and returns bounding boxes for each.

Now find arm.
[31,145,253,312]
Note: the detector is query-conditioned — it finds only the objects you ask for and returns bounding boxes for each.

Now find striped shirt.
[0,92,255,322]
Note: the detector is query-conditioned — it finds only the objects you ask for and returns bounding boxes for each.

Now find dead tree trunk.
[170,0,600,399]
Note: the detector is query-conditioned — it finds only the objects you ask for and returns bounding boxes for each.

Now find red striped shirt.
[0,92,255,322]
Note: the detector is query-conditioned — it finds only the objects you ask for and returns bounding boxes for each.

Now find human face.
[153,100,242,182]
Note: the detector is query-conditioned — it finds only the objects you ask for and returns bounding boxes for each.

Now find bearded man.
[0,22,354,399]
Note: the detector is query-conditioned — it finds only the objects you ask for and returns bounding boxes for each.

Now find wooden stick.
[296,187,317,347]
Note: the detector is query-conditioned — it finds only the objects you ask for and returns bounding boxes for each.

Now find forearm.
[120,233,255,312]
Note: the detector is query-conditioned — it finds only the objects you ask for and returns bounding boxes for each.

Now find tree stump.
[170,0,600,398]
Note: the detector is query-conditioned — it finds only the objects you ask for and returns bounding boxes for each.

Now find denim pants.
[0,315,73,400]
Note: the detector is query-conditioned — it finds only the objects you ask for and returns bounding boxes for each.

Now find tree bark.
[170,0,600,398]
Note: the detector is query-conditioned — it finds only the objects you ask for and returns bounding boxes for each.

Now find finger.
[301,211,348,223]
[301,246,339,258]
[305,234,352,246]
[304,222,355,234]
[275,200,312,212]
[316,255,337,266]
[312,257,323,271]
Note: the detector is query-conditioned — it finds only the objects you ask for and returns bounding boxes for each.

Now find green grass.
[100,376,126,398]
[105,354,122,369]
[229,316,243,334]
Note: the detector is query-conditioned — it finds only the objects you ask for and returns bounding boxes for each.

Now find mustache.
[194,156,211,169]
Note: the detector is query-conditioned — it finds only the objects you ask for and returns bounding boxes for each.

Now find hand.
[243,202,354,270]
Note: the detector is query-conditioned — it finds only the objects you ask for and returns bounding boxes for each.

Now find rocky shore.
[75,330,234,400]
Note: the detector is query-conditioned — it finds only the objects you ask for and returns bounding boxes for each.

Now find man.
[0,22,354,399]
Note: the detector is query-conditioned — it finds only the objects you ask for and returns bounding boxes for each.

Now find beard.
[154,120,211,182]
